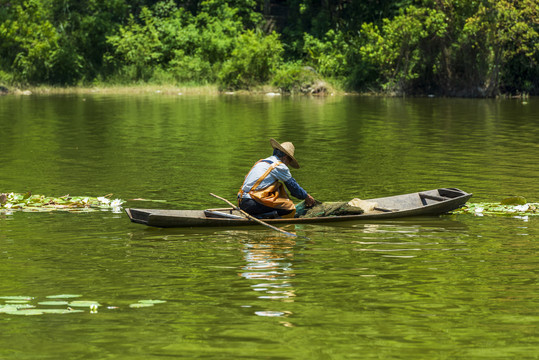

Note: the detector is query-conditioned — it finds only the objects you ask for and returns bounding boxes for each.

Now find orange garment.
[238,160,296,218]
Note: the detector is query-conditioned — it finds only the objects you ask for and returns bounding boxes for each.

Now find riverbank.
[2,84,220,96]
[2,84,533,99]
[0,79,343,97]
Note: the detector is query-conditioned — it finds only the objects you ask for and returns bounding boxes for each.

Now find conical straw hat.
[270,138,300,169]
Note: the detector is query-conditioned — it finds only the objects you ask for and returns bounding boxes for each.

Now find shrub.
[272,62,319,93]
[167,50,213,83]
[303,30,351,79]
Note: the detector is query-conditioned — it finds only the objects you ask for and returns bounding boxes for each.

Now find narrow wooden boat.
[125,188,472,228]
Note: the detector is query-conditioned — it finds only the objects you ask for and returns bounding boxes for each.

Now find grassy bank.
[5,84,220,96]
[2,80,344,96]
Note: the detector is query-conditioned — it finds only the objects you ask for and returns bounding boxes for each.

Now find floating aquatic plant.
[68,300,101,308]
[0,308,43,316]
[0,296,33,300]
[129,303,154,308]
[46,294,83,299]
[0,305,22,313]
[1,294,166,316]
[1,308,84,316]
[450,202,538,217]
[38,301,69,306]
[0,192,124,214]
[129,299,167,308]
[137,299,167,304]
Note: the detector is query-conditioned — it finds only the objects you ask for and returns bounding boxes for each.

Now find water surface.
[1,94,538,359]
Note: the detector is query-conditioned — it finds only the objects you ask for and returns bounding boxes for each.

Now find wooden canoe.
[125,188,472,228]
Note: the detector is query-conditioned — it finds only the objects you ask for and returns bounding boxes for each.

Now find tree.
[460,0,539,96]
[0,0,59,84]
[359,5,448,94]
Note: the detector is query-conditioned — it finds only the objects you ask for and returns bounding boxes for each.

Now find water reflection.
[239,236,298,318]
[361,222,469,256]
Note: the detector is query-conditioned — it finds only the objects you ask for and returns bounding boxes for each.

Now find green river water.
[1,94,538,359]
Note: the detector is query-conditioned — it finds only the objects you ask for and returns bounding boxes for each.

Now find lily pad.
[4,308,84,316]
[38,301,69,306]
[11,304,36,309]
[0,305,19,313]
[129,303,154,308]
[40,309,84,314]
[138,300,166,305]
[68,301,101,308]
[255,311,286,317]
[5,309,44,316]
[0,296,33,301]
[47,294,83,299]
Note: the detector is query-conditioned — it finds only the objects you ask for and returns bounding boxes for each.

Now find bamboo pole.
[210,193,297,238]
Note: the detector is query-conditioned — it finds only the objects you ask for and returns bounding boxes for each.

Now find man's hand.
[305,194,316,207]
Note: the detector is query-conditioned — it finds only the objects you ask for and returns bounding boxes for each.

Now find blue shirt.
[239,156,308,200]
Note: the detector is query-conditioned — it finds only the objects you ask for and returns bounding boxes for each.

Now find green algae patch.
[0,192,124,214]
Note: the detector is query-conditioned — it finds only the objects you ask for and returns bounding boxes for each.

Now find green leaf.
[22,191,32,201]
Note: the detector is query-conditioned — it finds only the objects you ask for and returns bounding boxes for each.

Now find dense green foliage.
[1,0,538,96]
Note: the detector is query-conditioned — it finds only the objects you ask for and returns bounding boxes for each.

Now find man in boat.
[238,138,316,218]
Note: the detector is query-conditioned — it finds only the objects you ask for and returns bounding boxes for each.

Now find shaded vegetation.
[1,0,538,96]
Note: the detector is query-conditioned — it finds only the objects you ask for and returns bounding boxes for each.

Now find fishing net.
[296,200,365,218]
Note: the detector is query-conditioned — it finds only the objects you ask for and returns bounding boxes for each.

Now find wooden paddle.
[210,193,298,238]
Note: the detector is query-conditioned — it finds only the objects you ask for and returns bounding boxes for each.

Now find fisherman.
[238,138,316,218]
